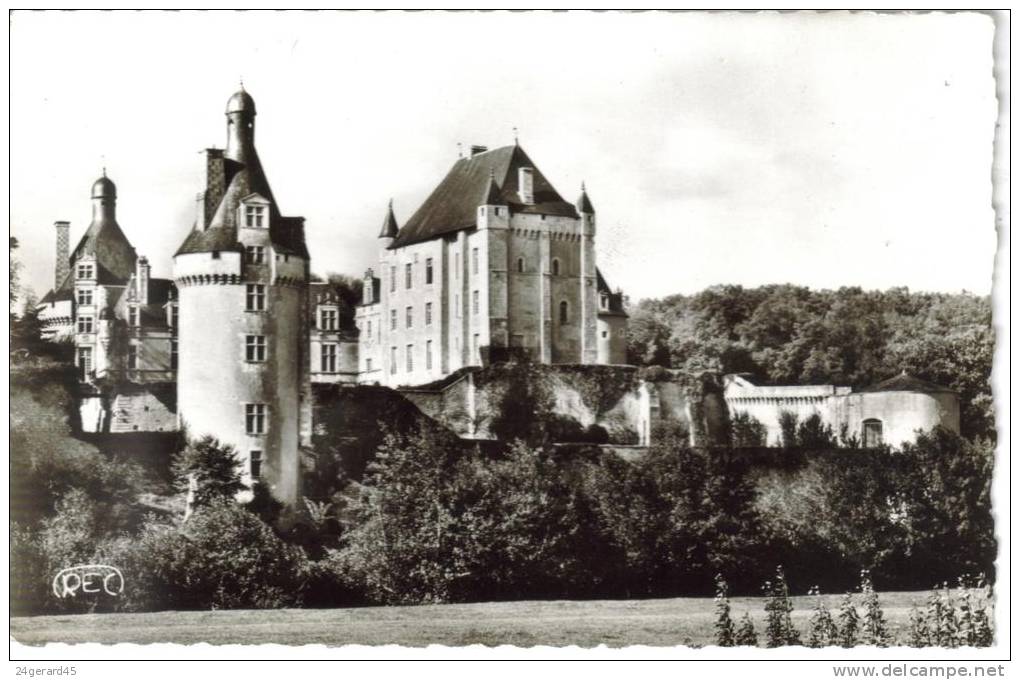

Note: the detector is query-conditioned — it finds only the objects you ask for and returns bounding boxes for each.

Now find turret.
[379,199,399,248]
[225,86,256,165]
[91,171,117,228]
[577,181,595,217]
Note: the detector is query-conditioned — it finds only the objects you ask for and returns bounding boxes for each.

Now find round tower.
[173,87,308,506]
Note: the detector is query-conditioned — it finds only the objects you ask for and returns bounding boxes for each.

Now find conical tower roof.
[379,199,399,238]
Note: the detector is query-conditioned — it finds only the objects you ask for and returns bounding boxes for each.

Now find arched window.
[559,300,569,324]
[551,258,561,276]
[517,257,525,273]
[862,419,883,448]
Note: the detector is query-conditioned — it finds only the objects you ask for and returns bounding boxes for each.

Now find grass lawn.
[11,591,929,648]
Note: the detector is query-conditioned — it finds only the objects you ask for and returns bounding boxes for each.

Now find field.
[11,591,927,647]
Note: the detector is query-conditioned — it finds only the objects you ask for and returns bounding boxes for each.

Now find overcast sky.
[10,11,999,304]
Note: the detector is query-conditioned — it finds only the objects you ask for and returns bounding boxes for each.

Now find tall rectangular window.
[245,403,267,435]
[390,308,397,330]
[319,308,337,331]
[246,284,266,312]
[246,245,266,264]
[246,335,266,362]
[77,347,92,378]
[171,339,178,370]
[406,344,414,372]
[425,258,434,284]
[472,248,479,274]
[390,266,396,292]
[455,294,460,318]
[77,315,94,333]
[454,252,459,279]
[244,205,266,228]
[405,306,413,328]
[426,339,433,370]
[425,302,433,326]
[390,347,397,374]
[128,306,139,327]
[76,288,93,305]
[170,304,178,329]
[473,334,480,362]
[367,319,372,337]
[472,290,479,315]
[366,358,373,372]
[127,344,138,370]
[76,263,94,280]
[249,451,263,480]
[405,263,412,289]
[321,343,337,372]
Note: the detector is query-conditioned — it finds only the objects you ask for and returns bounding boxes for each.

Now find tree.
[762,566,800,647]
[171,436,247,516]
[713,574,736,646]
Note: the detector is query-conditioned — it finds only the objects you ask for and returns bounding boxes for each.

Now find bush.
[807,586,838,648]
[735,612,759,646]
[171,435,247,514]
[713,574,736,647]
[762,566,800,647]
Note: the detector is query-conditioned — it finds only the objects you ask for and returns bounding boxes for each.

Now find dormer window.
[245,205,266,228]
[76,263,94,280]
[246,245,265,264]
[128,306,139,327]
[320,308,337,331]
[77,289,93,306]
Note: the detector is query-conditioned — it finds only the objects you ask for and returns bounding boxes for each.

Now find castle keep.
[35,88,960,506]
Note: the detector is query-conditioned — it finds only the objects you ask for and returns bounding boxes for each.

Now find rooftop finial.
[239,76,245,90]
[581,180,586,192]
[101,155,106,177]
[456,142,462,158]
[513,126,519,144]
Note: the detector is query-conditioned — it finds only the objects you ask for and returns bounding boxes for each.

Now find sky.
[9,11,1000,305]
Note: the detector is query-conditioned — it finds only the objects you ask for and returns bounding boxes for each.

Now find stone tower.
[173,87,310,506]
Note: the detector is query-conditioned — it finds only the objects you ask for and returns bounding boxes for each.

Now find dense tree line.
[626,285,995,439]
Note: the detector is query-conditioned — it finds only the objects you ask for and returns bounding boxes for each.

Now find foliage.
[171,435,247,513]
[729,411,767,447]
[627,285,994,439]
[860,570,891,646]
[713,574,736,647]
[735,612,759,646]
[762,566,800,647]
[907,580,993,648]
[837,592,860,647]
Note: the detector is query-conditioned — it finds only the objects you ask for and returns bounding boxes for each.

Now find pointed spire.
[577,181,595,214]
[379,198,399,239]
[483,169,506,206]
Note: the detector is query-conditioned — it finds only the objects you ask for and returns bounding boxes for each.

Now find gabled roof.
[860,372,955,394]
[596,268,628,317]
[390,145,578,249]
[70,214,138,285]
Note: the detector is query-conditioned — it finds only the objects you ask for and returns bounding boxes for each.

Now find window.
[472,290,479,315]
[246,335,267,362]
[472,248,479,274]
[77,347,92,379]
[128,306,139,327]
[406,344,414,372]
[321,343,337,373]
[244,205,266,228]
[390,266,396,292]
[559,300,569,324]
[246,245,265,264]
[366,358,373,372]
[76,263,94,279]
[390,347,397,374]
[170,304,178,329]
[390,308,397,330]
[249,451,263,480]
[77,288,93,305]
[455,294,460,318]
[211,251,220,259]
[367,320,372,337]
[246,284,266,311]
[77,315,94,333]
[171,340,178,370]
[454,252,459,279]
[600,294,609,310]
[473,334,479,362]
[405,263,412,289]
[245,403,267,435]
[320,308,337,331]
[602,330,608,338]
[426,339,433,370]
[425,302,433,326]
[517,257,525,273]
[552,258,561,276]
[425,258,434,284]
[127,344,138,370]
[405,306,413,328]
[863,419,884,448]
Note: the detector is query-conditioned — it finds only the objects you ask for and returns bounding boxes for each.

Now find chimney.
[363,268,375,305]
[469,145,488,158]
[201,148,225,229]
[518,167,534,205]
[54,221,70,288]
[137,256,150,304]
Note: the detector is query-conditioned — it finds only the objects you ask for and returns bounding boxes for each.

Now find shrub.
[837,592,861,647]
[762,566,800,647]
[807,586,838,648]
[735,612,759,646]
[713,574,736,647]
[860,570,891,647]
[171,435,247,515]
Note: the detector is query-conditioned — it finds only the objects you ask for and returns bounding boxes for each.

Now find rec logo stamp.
[52,564,124,599]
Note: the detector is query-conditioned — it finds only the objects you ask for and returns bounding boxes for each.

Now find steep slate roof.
[860,372,956,394]
[70,213,138,285]
[596,268,628,317]
[379,200,399,238]
[390,145,578,249]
